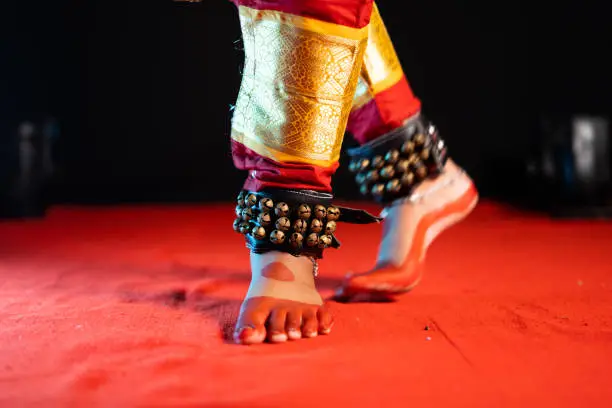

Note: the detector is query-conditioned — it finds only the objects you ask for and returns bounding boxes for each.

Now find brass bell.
[310,218,323,234]
[386,179,402,194]
[360,184,370,196]
[380,165,395,179]
[348,159,360,173]
[371,155,384,169]
[270,230,286,244]
[414,133,426,146]
[326,206,340,221]
[407,154,419,165]
[395,159,410,173]
[355,172,368,185]
[385,149,400,164]
[275,202,289,217]
[401,141,415,154]
[314,204,327,220]
[306,233,319,247]
[371,183,385,196]
[401,172,415,186]
[252,226,267,240]
[257,212,272,227]
[239,222,251,235]
[235,205,244,218]
[232,218,242,233]
[413,161,427,178]
[293,219,307,234]
[297,204,311,220]
[245,193,258,207]
[324,220,337,235]
[241,207,253,221]
[366,169,379,182]
[289,232,304,249]
[318,234,332,249]
[258,197,274,212]
[275,216,291,231]
[358,158,371,171]
[236,191,245,206]
[420,148,430,160]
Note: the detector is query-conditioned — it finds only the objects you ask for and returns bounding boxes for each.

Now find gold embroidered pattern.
[360,3,404,95]
[231,7,368,167]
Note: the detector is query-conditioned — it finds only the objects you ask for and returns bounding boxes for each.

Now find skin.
[339,159,478,297]
[234,159,476,344]
[234,252,333,345]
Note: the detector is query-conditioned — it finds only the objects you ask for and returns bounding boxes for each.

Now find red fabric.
[348,75,422,144]
[232,140,338,192]
[230,0,374,28]
[1,202,612,406]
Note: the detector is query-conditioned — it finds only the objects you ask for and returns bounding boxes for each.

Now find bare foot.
[234,252,333,345]
[338,159,478,297]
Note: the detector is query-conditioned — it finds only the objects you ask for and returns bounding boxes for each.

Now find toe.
[234,327,266,345]
[301,309,319,338]
[285,309,302,340]
[234,298,268,345]
[317,306,334,335]
[266,309,288,343]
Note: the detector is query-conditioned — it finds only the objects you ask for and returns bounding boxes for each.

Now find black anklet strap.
[347,114,448,204]
[232,189,381,259]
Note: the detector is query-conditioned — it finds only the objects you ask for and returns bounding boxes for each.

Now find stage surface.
[1,202,611,407]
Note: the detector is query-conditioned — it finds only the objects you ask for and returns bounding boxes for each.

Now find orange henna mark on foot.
[260,262,296,282]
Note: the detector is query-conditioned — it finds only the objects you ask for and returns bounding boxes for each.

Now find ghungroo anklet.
[347,114,448,205]
[233,189,381,259]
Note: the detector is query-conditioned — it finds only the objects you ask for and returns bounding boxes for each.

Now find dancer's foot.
[338,159,478,298]
[234,252,333,345]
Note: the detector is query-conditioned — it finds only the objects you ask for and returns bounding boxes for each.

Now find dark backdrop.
[2,1,610,203]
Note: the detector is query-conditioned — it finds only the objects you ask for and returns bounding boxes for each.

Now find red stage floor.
[1,202,611,407]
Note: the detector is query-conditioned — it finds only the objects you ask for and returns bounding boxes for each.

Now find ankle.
[250,252,317,287]
[410,159,461,196]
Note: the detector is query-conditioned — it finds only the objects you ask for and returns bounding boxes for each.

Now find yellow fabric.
[231,6,368,167]
[352,2,404,108]
[352,77,374,110]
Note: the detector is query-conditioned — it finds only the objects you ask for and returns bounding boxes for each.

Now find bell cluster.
[233,191,341,250]
[349,127,443,199]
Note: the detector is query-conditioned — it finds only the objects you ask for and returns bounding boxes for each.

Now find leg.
[230,0,375,344]
[339,3,478,297]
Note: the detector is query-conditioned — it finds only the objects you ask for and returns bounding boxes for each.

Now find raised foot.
[234,252,333,345]
[338,160,478,299]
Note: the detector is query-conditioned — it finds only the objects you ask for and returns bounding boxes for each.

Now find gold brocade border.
[231,129,339,169]
[360,3,404,96]
[231,6,368,167]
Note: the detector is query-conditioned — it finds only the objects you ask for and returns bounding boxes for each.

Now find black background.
[2,0,610,204]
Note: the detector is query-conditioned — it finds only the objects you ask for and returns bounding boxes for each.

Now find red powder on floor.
[1,202,611,407]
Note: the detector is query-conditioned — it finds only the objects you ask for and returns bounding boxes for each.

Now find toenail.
[235,324,255,333]
[287,329,301,340]
[234,327,256,344]
[304,331,317,338]
[270,332,288,343]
